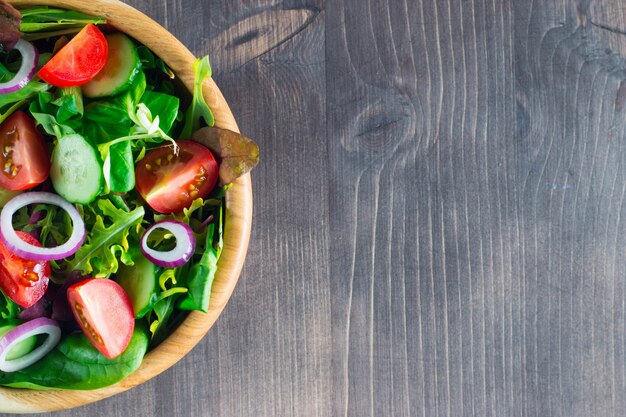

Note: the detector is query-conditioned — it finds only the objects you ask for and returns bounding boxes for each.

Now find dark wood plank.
[325,0,625,416]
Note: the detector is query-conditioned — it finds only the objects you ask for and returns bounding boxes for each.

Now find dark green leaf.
[0,328,149,390]
[149,293,180,345]
[0,290,19,320]
[0,81,49,112]
[84,100,132,143]
[179,205,223,313]
[29,109,75,138]
[140,90,179,135]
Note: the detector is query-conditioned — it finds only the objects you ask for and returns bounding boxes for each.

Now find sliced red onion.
[0,192,86,261]
[0,39,38,94]
[141,220,195,268]
[0,318,61,372]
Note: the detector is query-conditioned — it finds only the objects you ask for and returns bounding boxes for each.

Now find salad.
[0,2,258,390]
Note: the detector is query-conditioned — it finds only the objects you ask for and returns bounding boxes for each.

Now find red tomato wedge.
[0,111,50,191]
[0,231,50,308]
[38,24,108,87]
[68,278,135,359]
[135,140,218,214]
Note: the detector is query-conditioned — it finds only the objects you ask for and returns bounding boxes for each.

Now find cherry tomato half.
[0,111,50,191]
[38,24,108,87]
[68,278,135,359]
[135,140,218,214]
[0,231,50,308]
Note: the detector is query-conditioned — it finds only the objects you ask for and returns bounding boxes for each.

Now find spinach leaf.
[65,199,144,278]
[0,328,149,390]
[96,71,179,163]
[105,140,135,193]
[29,92,82,136]
[180,56,215,139]
[53,87,83,123]
[141,90,179,135]
[84,100,132,143]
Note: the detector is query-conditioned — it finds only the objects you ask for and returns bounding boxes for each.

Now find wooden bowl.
[0,0,252,413]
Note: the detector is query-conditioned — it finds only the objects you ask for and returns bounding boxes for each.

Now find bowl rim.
[0,0,252,413]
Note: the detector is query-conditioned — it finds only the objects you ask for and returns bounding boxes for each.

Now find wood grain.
[2,0,626,415]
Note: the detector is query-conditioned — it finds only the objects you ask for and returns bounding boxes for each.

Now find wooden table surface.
[3,0,626,415]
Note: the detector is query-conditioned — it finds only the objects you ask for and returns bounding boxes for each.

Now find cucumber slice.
[116,256,158,318]
[82,33,141,98]
[0,320,38,361]
[50,134,103,204]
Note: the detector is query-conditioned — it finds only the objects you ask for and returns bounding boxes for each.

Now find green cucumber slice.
[0,320,37,361]
[116,256,158,318]
[50,134,103,204]
[82,33,141,98]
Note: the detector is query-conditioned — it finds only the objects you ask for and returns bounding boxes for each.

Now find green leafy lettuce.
[180,56,215,139]
[64,199,145,278]
[0,328,148,390]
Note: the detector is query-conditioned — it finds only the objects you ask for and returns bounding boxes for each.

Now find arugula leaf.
[178,205,223,313]
[180,56,215,139]
[65,199,144,278]
[0,327,148,390]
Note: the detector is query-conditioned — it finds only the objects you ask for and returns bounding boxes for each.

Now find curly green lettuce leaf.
[65,199,144,277]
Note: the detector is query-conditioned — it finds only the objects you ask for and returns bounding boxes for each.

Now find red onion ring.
[0,192,86,261]
[141,220,195,268]
[0,39,38,94]
[0,317,61,372]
